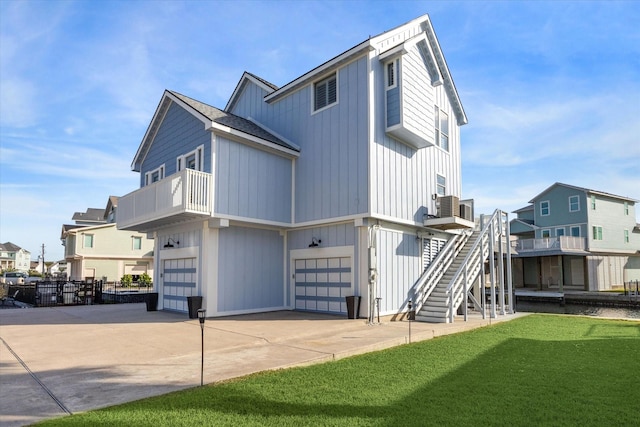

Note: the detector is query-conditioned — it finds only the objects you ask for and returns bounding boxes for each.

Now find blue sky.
[1,0,639,262]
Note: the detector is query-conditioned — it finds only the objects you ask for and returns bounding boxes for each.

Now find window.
[540,201,550,216]
[569,195,580,212]
[434,107,449,151]
[591,195,596,210]
[132,236,142,250]
[570,226,581,237]
[556,228,565,237]
[624,230,630,243]
[542,229,551,238]
[624,202,629,215]
[83,234,94,248]
[386,61,396,88]
[177,145,204,172]
[144,165,165,186]
[314,73,337,111]
[436,174,446,196]
[592,226,603,241]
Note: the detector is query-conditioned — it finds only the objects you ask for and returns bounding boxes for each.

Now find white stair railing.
[445,209,511,323]
[412,230,472,314]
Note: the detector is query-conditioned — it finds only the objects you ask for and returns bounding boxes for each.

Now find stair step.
[415,315,449,323]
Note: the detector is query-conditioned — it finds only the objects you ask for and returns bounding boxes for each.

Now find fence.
[624,280,639,303]
[8,280,155,307]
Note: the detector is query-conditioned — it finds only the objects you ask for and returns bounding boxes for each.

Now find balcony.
[117,169,212,232]
[423,196,475,230]
[512,236,587,256]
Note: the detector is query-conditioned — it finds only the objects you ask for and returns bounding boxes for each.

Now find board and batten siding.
[373,65,462,223]
[214,135,292,223]
[376,227,421,315]
[139,102,212,187]
[216,226,284,313]
[229,57,370,224]
[587,196,639,252]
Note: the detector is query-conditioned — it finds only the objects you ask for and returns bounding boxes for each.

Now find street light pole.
[197,309,206,386]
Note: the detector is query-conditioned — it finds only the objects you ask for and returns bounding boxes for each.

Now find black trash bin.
[187,296,203,319]
[146,292,158,311]
[345,296,361,319]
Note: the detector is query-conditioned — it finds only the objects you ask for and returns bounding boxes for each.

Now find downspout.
[368,224,379,324]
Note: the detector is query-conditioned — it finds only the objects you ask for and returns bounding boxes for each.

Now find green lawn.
[37,315,640,426]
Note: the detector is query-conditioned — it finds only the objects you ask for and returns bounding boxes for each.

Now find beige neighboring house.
[0,242,31,272]
[61,197,154,282]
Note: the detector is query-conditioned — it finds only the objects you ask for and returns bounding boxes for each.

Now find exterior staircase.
[411,209,513,323]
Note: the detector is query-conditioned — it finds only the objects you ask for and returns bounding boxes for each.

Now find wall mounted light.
[308,237,322,247]
[164,238,179,248]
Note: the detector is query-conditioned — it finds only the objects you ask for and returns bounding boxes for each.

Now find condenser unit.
[437,195,459,218]
[459,203,473,221]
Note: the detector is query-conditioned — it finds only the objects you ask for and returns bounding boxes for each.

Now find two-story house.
[0,242,31,272]
[510,183,640,291]
[117,14,510,321]
[61,196,154,282]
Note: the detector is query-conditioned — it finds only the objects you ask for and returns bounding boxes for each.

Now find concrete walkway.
[0,304,525,426]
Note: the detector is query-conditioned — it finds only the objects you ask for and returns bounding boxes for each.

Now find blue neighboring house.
[510,182,640,291]
[117,14,511,322]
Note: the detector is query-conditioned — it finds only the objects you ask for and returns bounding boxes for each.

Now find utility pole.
[41,244,45,276]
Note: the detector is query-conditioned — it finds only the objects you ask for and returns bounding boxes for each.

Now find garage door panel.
[294,256,352,315]
[162,257,197,313]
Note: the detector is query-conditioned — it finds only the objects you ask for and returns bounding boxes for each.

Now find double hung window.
[540,201,550,216]
[569,195,580,212]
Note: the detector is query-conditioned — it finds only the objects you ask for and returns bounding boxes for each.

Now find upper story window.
[592,226,603,241]
[177,145,204,172]
[436,174,446,196]
[83,234,94,248]
[132,236,142,250]
[540,201,550,216]
[569,195,580,212]
[571,226,581,237]
[624,229,630,243]
[590,195,596,210]
[145,164,165,186]
[624,202,629,215]
[314,73,337,112]
[434,107,449,151]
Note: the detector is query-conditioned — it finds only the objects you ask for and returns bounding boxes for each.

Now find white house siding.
[376,226,422,315]
[140,102,212,185]
[399,44,436,143]
[372,57,461,223]
[214,136,292,223]
[229,58,370,224]
[216,226,285,314]
[587,196,639,253]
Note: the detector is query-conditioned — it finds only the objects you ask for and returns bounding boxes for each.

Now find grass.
[37,315,640,426]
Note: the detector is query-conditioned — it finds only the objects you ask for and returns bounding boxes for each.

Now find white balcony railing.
[512,236,586,253]
[117,169,211,231]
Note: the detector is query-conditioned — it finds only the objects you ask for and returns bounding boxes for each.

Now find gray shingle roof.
[72,208,107,223]
[168,90,298,152]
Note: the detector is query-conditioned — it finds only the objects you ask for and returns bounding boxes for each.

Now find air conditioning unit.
[437,195,459,218]
[460,203,473,221]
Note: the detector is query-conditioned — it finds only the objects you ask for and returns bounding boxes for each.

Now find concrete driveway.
[0,303,523,426]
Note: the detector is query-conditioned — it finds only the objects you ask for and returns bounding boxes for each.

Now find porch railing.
[513,236,586,253]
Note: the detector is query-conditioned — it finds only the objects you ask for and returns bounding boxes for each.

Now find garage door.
[295,257,351,314]
[162,257,197,312]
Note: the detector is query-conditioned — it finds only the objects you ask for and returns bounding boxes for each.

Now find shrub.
[139,273,152,287]
[121,274,133,287]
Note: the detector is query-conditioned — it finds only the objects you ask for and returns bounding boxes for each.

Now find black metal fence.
[624,280,639,303]
[8,280,156,307]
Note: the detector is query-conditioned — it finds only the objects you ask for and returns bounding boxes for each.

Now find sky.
[1,0,639,263]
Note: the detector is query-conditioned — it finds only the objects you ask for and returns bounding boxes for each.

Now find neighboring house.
[0,242,31,272]
[118,14,508,321]
[61,197,154,282]
[510,183,640,291]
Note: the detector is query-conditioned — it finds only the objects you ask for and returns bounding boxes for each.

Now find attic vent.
[314,74,337,111]
[437,195,459,218]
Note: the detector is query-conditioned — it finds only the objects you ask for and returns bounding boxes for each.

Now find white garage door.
[162,257,197,312]
[295,257,351,314]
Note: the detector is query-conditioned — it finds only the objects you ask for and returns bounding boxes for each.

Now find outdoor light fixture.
[197,308,206,386]
[308,237,321,247]
[164,238,179,248]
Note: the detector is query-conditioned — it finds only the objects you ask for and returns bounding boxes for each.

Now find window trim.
[436,174,446,197]
[569,195,580,212]
[624,229,630,243]
[312,72,338,113]
[592,225,603,241]
[177,145,204,172]
[83,233,94,249]
[132,236,142,250]
[386,60,398,89]
[145,164,165,186]
[624,202,629,215]
[434,106,449,152]
[540,200,550,216]
[591,195,596,210]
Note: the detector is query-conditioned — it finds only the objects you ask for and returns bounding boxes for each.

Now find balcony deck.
[511,236,588,257]
[117,169,212,232]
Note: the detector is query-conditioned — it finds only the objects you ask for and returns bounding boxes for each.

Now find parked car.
[1,272,28,285]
